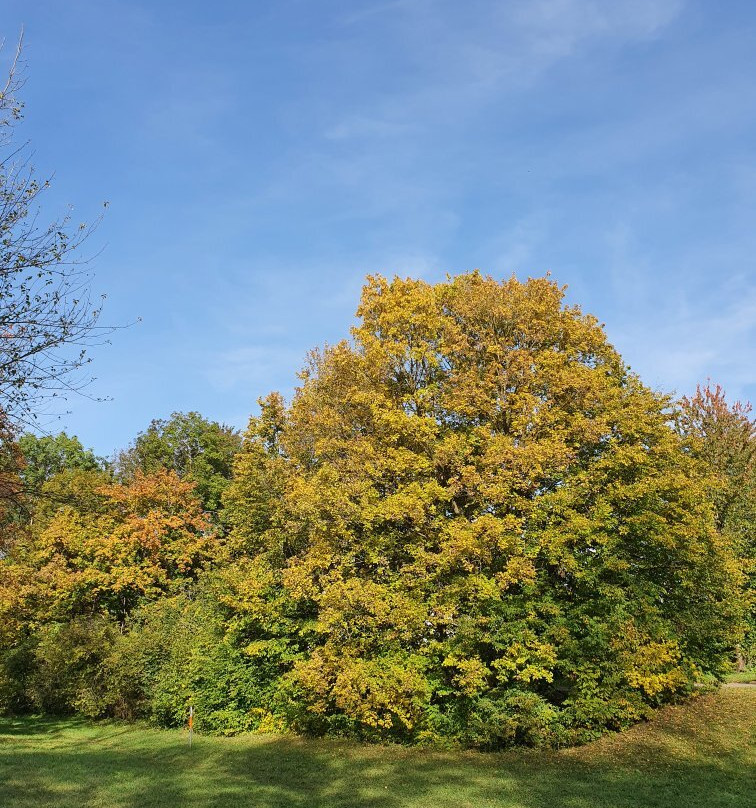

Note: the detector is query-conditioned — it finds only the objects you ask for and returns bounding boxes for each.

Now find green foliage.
[18,432,104,491]
[26,615,116,716]
[102,593,276,734]
[29,467,112,527]
[117,412,242,513]
[0,634,34,714]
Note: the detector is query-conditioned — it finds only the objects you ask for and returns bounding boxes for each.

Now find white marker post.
[188,705,194,748]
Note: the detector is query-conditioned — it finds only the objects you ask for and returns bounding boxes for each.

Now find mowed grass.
[1,688,754,808]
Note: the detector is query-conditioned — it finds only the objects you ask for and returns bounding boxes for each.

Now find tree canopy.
[218,273,742,745]
[18,432,103,491]
[0,272,747,747]
[117,412,241,514]
[677,383,755,663]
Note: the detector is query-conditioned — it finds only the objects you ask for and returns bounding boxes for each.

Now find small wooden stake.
[188,705,194,748]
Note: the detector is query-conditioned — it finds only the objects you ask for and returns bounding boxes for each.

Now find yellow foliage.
[218,271,743,743]
[5,469,216,623]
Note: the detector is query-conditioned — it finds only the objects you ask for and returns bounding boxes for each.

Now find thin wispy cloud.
[322,0,685,139]
[611,278,756,400]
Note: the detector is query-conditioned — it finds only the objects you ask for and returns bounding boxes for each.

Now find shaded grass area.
[1,688,754,808]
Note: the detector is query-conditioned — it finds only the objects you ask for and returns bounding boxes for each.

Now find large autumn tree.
[222,272,741,747]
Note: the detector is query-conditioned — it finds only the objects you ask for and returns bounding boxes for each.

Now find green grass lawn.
[1,688,754,808]
[724,669,756,684]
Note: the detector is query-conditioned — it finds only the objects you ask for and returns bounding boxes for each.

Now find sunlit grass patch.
[0,687,753,808]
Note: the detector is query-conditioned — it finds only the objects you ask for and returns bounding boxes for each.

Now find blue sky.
[3,0,755,456]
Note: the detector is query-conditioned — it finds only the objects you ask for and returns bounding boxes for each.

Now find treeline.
[0,273,753,748]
